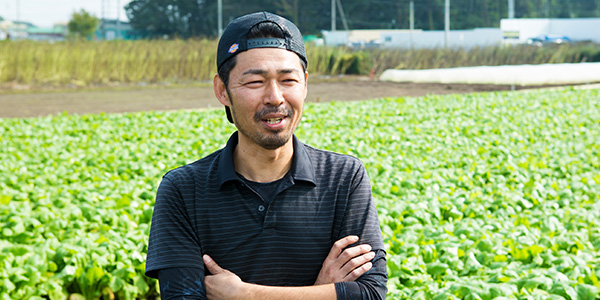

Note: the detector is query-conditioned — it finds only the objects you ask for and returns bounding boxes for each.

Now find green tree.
[68,9,99,39]
[125,0,218,38]
[122,0,600,38]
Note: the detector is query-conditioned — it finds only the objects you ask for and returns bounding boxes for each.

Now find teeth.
[266,118,282,124]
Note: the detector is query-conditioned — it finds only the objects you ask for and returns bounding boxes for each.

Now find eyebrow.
[241,68,301,76]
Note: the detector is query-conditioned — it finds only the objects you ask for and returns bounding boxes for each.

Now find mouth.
[265,117,284,125]
[255,106,294,129]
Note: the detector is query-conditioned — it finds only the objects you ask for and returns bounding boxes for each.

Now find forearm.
[335,250,388,300]
[204,254,337,300]
[242,283,336,300]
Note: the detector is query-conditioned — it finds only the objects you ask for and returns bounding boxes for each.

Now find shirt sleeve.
[145,174,205,279]
[158,268,206,300]
[334,163,388,300]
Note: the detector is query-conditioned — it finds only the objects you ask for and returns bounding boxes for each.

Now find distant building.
[27,24,68,41]
[501,18,600,45]
[1,18,143,41]
[321,17,600,49]
[321,28,503,49]
[0,20,67,41]
[0,20,34,40]
[95,19,142,40]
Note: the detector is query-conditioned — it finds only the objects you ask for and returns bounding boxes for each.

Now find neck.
[233,134,294,183]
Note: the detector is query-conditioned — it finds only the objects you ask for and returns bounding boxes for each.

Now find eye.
[245,80,263,87]
[282,77,300,84]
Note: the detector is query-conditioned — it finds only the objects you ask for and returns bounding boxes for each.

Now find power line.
[337,0,349,30]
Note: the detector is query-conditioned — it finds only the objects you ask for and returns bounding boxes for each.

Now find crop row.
[1,87,599,299]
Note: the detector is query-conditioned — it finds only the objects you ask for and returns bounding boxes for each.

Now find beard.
[231,104,296,150]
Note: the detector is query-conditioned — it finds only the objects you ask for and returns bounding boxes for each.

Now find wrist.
[240,281,258,300]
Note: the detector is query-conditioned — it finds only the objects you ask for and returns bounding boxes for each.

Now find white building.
[501,18,600,45]
[0,20,31,40]
[321,18,600,49]
[322,28,503,49]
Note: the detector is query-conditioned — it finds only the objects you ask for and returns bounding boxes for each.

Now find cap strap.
[247,38,287,49]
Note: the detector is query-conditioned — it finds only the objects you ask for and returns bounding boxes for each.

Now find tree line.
[124,0,600,38]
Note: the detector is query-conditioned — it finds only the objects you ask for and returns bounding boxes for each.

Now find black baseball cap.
[217,11,308,70]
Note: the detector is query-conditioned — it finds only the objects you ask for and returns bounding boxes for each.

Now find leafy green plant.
[1,87,599,299]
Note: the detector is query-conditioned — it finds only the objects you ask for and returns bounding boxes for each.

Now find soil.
[0,76,548,119]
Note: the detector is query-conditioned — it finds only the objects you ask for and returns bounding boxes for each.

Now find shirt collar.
[218,132,316,188]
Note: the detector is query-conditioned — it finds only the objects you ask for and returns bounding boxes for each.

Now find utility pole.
[116,0,121,39]
[16,0,20,23]
[293,0,299,27]
[101,0,106,40]
[218,0,223,37]
[15,0,20,39]
[409,1,414,48]
[331,0,336,31]
[444,0,450,49]
[508,0,515,18]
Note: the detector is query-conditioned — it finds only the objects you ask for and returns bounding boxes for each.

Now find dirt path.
[0,77,522,118]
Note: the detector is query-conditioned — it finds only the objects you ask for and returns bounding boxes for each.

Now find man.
[145,11,387,300]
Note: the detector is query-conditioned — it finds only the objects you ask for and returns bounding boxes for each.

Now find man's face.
[217,48,308,150]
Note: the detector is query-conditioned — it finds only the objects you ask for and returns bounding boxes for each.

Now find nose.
[263,80,285,106]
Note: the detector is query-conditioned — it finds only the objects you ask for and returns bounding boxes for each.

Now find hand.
[203,254,247,300]
[314,235,375,285]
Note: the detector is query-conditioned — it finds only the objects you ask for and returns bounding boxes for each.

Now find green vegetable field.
[1,87,599,299]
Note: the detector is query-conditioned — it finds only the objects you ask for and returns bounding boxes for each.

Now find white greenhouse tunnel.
[380,62,600,86]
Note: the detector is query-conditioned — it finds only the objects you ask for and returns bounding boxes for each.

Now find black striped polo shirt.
[145,132,387,299]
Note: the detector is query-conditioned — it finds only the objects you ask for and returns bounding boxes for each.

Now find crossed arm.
[159,235,376,300]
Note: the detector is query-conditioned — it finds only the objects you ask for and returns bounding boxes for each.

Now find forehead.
[232,48,304,74]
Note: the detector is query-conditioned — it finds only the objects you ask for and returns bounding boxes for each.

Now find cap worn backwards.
[216,11,307,70]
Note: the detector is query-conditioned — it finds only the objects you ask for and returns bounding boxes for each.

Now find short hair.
[217,21,307,123]
[218,21,307,88]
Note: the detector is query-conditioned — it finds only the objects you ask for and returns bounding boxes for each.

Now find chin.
[259,133,292,150]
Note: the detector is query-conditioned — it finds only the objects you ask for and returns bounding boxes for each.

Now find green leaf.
[576,284,598,300]
[426,262,449,277]
[0,195,11,205]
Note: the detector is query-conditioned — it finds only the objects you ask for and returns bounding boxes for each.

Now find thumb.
[203,254,225,275]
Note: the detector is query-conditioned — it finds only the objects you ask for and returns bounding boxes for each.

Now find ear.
[213,74,231,107]
[303,71,309,97]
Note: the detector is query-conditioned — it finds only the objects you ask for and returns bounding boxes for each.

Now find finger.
[327,236,359,261]
[203,254,225,275]
[341,251,376,277]
[338,244,372,262]
[343,261,373,282]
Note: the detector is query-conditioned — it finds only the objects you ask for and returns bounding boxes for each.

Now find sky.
[1,0,132,27]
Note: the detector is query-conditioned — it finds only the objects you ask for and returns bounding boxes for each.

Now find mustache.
[254,105,294,122]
